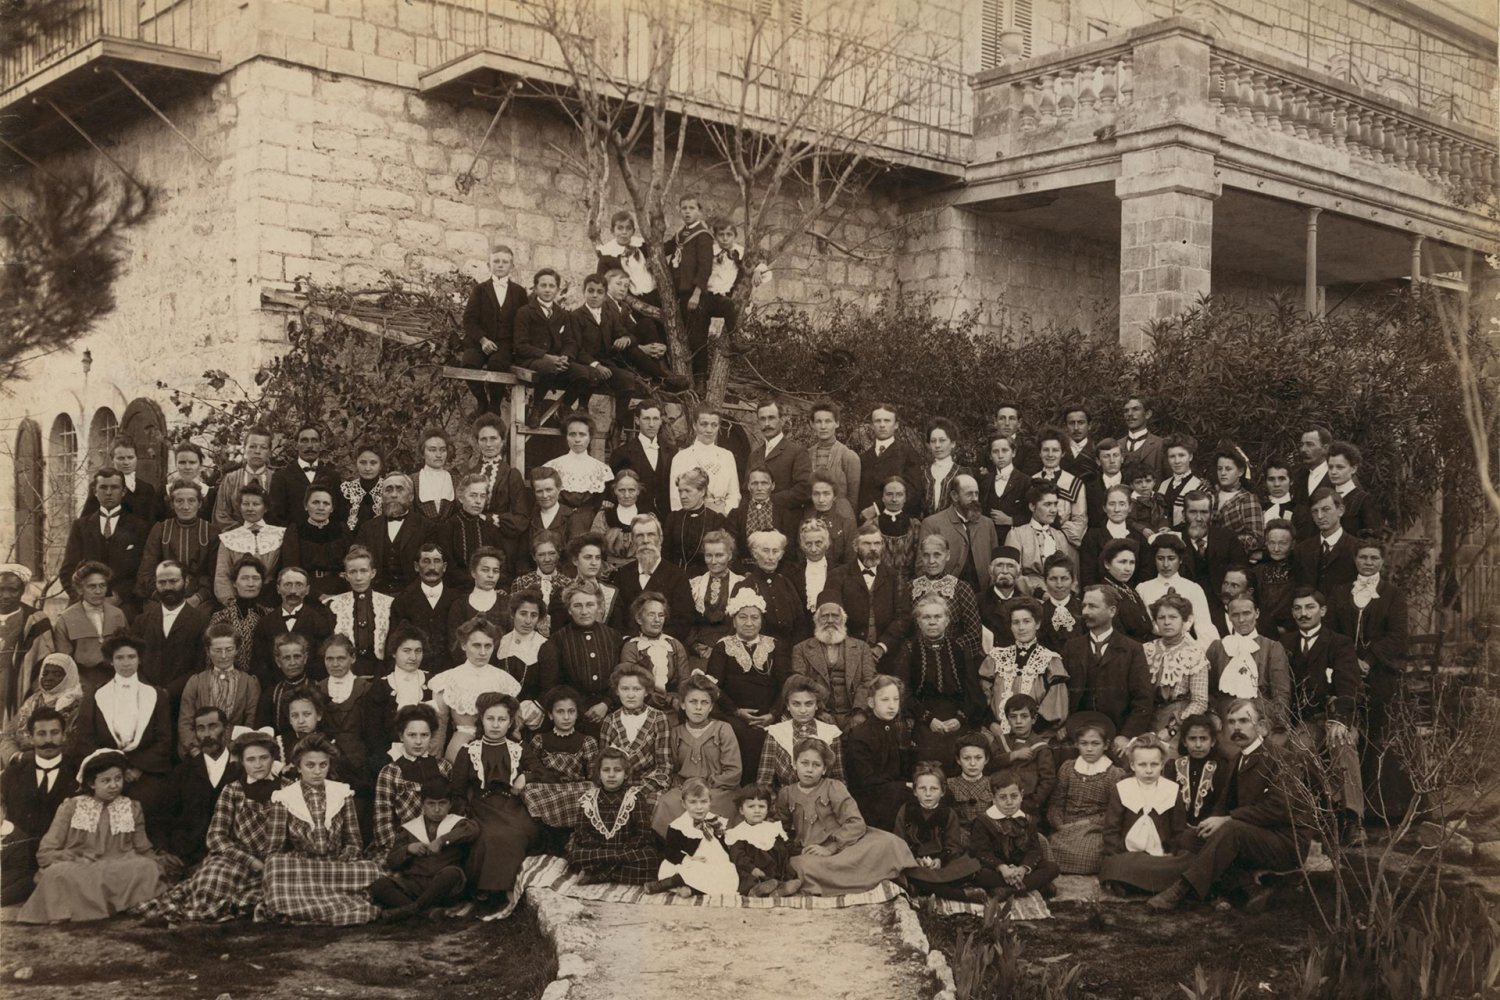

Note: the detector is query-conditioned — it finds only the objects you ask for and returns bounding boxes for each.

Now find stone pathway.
[528,888,934,1000]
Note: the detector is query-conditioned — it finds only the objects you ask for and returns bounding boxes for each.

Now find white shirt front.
[421,582,444,608]
[638,435,660,469]
[1101,472,1121,490]
[802,559,828,611]
[1334,480,1355,497]
[203,748,231,787]
[539,505,560,529]
[160,603,184,637]
[34,753,62,792]
[1306,462,1328,495]
[99,506,122,535]
[418,467,454,503]
[1320,526,1345,549]
[387,519,403,542]
[762,433,784,457]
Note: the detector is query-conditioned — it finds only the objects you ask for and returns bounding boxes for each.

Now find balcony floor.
[969,182,1464,286]
[1,39,221,159]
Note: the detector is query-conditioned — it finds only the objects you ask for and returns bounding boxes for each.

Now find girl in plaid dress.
[755,674,844,794]
[567,746,661,885]
[448,692,539,920]
[522,686,599,837]
[1046,716,1126,875]
[256,735,381,925]
[372,704,451,854]
[596,665,674,816]
[138,731,286,924]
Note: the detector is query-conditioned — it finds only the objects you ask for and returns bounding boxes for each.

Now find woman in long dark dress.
[1099,539,1154,642]
[705,592,790,782]
[209,558,272,674]
[1079,485,1148,588]
[665,468,728,577]
[447,691,538,920]
[906,593,984,770]
[279,485,352,599]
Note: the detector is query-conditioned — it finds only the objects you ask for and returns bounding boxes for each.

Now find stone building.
[1,0,1495,580]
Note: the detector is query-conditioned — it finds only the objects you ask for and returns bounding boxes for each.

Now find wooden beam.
[439,365,526,385]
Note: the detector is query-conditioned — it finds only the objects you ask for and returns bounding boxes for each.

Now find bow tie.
[862,566,876,577]
[387,515,406,523]
[716,249,741,262]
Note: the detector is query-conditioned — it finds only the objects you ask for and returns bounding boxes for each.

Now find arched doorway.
[46,414,79,577]
[121,398,168,487]
[88,407,118,474]
[12,420,44,574]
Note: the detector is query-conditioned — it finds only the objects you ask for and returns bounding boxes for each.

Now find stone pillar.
[1115,145,1220,350]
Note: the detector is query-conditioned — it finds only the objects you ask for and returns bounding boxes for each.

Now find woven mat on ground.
[515,855,907,909]
[920,891,1052,919]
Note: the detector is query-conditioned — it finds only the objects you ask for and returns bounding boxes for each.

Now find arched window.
[12,420,44,575]
[120,398,168,487]
[46,415,79,575]
[88,406,119,473]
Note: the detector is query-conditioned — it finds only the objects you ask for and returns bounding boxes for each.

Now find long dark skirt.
[912,694,970,776]
[468,793,537,893]
[1098,849,1195,893]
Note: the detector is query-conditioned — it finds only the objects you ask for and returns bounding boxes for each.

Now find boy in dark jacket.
[369,777,479,921]
[968,769,1061,900]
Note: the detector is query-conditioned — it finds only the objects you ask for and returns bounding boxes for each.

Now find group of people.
[0,280,1409,925]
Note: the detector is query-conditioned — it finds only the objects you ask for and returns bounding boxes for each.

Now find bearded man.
[790,602,879,731]
[919,474,997,592]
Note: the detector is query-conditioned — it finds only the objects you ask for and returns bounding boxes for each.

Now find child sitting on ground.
[648,777,739,897]
[523,686,600,844]
[1047,715,1127,875]
[369,777,479,921]
[895,762,985,903]
[567,746,661,886]
[652,673,741,836]
[724,784,799,897]
[1169,715,1228,833]
[777,739,916,896]
[968,768,1061,901]
[946,734,994,830]
[995,695,1057,817]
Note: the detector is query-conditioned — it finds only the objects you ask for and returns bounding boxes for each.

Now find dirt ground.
[0,904,557,1000]
[919,878,1325,1000]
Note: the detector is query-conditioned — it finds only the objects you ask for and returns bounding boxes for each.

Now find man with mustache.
[612,515,693,638]
[919,474,998,593]
[0,706,77,904]
[355,474,434,596]
[134,561,212,713]
[165,706,244,866]
[790,602,878,731]
[1149,698,1308,912]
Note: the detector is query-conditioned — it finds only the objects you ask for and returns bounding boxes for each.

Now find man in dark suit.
[459,244,529,412]
[523,469,591,573]
[0,707,78,905]
[267,424,342,526]
[81,436,162,523]
[164,707,243,865]
[1084,438,1127,528]
[514,267,599,419]
[978,547,1025,649]
[1207,565,1253,639]
[857,403,923,520]
[991,403,1041,476]
[567,273,648,406]
[134,560,212,709]
[1291,423,1333,509]
[918,474,997,591]
[819,523,911,671]
[1119,396,1167,480]
[1060,404,1099,481]
[1064,584,1153,751]
[391,544,460,670]
[610,401,678,514]
[746,401,811,519]
[610,514,693,638]
[251,566,335,689]
[1179,492,1247,597]
[62,468,150,615]
[979,436,1031,533]
[354,474,433,596]
[1292,488,1357,592]
[1149,698,1306,911]
[1283,586,1364,832]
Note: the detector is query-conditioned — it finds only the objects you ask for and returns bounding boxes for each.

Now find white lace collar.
[71,796,135,835]
[723,819,788,850]
[1073,755,1113,776]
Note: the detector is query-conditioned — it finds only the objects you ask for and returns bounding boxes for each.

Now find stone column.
[1115,145,1220,350]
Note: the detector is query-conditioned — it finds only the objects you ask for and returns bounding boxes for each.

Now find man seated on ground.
[165,707,243,866]
[1149,698,1309,912]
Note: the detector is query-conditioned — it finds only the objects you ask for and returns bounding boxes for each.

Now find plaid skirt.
[255,854,382,925]
[523,781,593,828]
[1047,818,1106,875]
[137,848,264,923]
[568,834,661,884]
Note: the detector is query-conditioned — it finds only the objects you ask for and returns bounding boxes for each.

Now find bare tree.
[517,0,950,407]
